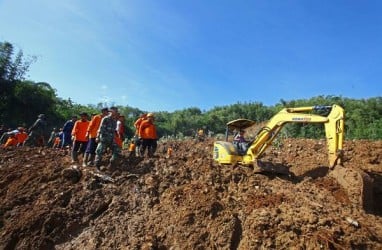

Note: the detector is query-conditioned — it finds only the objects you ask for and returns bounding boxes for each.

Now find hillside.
[0,138,381,249]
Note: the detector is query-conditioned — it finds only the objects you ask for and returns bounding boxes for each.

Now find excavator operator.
[233,130,249,155]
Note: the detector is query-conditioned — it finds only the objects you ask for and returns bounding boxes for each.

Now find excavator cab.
[213,118,256,164]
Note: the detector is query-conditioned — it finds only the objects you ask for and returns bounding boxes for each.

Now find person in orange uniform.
[53,136,61,149]
[15,127,28,146]
[134,113,147,134]
[71,112,90,163]
[138,113,158,157]
[3,133,18,148]
[83,108,108,166]
[166,145,173,158]
[133,113,147,156]
[128,139,136,157]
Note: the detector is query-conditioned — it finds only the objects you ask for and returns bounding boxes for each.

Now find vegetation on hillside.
[1,41,381,139]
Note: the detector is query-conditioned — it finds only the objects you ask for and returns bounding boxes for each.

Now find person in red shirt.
[83,108,108,166]
[71,112,90,163]
[138,113,158,157]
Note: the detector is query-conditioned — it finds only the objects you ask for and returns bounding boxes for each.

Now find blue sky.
[1,0,381,112]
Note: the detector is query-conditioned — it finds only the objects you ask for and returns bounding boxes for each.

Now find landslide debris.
[0,138,381,249]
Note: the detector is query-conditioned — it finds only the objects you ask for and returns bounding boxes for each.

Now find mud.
[0,138,381,249]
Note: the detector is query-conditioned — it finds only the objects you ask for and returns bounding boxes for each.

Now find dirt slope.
[0,138,381,249]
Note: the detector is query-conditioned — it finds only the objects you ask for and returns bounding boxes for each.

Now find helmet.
[147,113,154,118]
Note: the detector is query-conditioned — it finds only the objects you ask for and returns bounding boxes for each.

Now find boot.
[108,159,116,171]
[82,153,89,167]
[94,155,102,170]
[88,154,95,166]
[71,150,78,163]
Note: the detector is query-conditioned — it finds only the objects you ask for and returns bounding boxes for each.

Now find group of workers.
[0,108,161,170]
[0,113,47,148]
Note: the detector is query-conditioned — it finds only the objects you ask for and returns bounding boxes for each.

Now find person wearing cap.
[62,115,77,149]
[83,107,109,167]
[95,106,121,170]
[138,112,158,157]
[71,112,90,163]
[24,114,47,146]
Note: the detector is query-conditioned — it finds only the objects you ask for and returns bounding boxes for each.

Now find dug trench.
[0,138,381,249]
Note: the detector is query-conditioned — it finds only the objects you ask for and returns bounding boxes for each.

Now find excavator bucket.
[329,166,374,213]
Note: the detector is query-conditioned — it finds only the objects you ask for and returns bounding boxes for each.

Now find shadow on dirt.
[366,171,382,216]
[253,161,297,182]
[300,166,329,179]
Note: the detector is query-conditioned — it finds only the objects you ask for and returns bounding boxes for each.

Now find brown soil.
[0,138,382,249]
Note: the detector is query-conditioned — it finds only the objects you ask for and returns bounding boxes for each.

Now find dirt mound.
[0,138,382,249]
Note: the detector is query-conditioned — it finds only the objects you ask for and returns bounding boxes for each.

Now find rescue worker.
[71,112,90,163]
[62,115,77,149]
[15,127,28,146]
[53,134,61,149]
[0,126,8,144]
[138,112,158,157]
[95,107,121,170]
[3,133,18,148]
[47,128,58,147]
[1,128,19,145]
[197,128,205,142]
[133,113,147,156]
[166,145,173,158]
[128,139,136,157]
[83,108,108,167]
[24,114,47,146]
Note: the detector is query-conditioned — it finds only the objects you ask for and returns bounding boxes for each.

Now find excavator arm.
[243,105,344,167]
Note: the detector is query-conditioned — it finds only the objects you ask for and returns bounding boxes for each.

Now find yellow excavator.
[213,105,344,168]
[213,104,375,212]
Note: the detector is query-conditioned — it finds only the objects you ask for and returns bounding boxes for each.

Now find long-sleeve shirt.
[72,120,89,142]
[62,120,74,135]
[29,118,47,135]
[87,114,102,139]
[134,116,146,134]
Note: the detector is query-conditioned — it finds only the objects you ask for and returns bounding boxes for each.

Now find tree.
[0,41,36,81]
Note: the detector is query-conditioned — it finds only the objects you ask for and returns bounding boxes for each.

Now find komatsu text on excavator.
[213,105,344,168]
